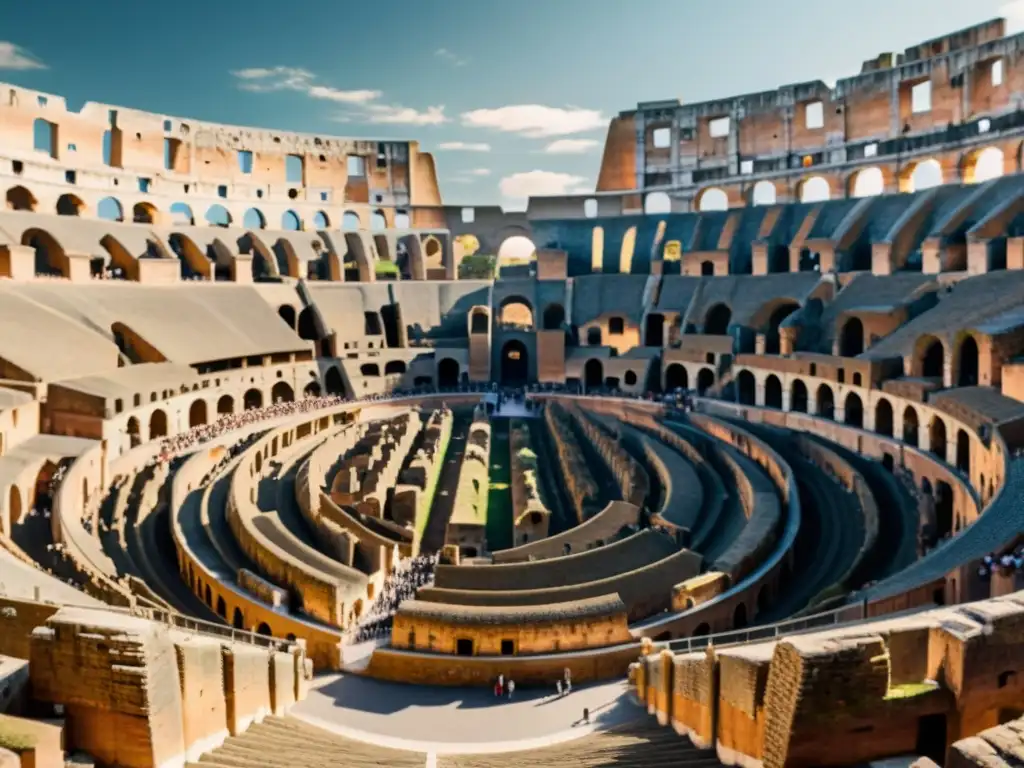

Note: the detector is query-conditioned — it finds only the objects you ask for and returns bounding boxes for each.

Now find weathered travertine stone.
[221,643,271,736]
[174,635,228,761]
[268,651,296,716]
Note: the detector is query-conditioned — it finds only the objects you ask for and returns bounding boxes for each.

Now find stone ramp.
[438,718,723,767]
[188,715,425,768]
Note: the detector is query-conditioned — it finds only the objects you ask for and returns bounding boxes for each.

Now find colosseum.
[1,13,1023,768]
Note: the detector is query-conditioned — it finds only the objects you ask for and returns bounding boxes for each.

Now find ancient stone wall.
[508,419,551,546]
[543,402,602,523]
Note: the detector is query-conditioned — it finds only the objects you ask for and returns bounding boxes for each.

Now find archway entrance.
[437,358,459,388]
[584,359,603,390]
[665,364,688,391]
[500,341,529,385]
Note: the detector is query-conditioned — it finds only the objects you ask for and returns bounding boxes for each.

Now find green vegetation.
[414,417,452,547]
[374,260,400,276]
[884,681,939,700]
[458,253,498,279]
[0,717,37,751]
[486,419,514,551]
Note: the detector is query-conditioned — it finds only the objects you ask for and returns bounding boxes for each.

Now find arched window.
[243,208,266,229]
[816,384,834,420]
[737,371,756,405]
[957,336,979,387]
[790,380,808,413]
[281,210,301,231]
[844,392,863,428]
[839,317,864,357]
[765,375,782,408]
[751,181,776,206]
[875,399,893,437]
[704,304,732,335]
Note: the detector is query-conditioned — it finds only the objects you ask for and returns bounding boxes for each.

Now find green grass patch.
[414,417,453,548]
[486,420,514,551]
[0,718,37,751]
[374,260,399,276]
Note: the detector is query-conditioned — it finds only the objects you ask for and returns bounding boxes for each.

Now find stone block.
[174,636,228,761]
[221,643,271,736]
[0,714,63,768]
[268,651,296,716]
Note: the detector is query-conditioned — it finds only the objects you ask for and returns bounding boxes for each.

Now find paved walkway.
[291,674,639,755]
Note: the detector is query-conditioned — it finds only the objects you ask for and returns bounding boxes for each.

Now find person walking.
[507,679,515,700]
[556,679,563,697]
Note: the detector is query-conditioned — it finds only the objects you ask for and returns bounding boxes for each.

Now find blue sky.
[1,0,1021,209]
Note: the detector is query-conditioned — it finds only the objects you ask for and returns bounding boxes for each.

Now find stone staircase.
[439,718,723,767]
[188,716,425,767]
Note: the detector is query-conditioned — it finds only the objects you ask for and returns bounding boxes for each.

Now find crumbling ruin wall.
[509,419,551,545]
[571,407,650,510]
[543,402,602,522]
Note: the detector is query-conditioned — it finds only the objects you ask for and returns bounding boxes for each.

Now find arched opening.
[965,146,1004,184]
[371,210,387,230]
[733,601,748,629]
[935,481,954,539]
[850,167,884,198]
[956,429,970,474]
[216,596,227,619]
[751,181,776,206]
[325,366,345,395]
[204,204,231,227]
[584,359,603,389]
[700,261,715,276]
[232,608,244,629]
[799,176,831,203]
[697,188,728,212]
[903,407,920,447]
[790,380,808,412]
[697,368,714,395]
[765,303,799,355]
[497,235,536,266]
[704,304,732,335]
[542,304,565,331]
[665,364,688,391]
[501,341,529,386]
[437,358,460,388]
[56,194,85,216]
[905,159,943,193]
[644,192,671,215]
[6,186,37,212]
[304,381,321,397]
[645,313,664,347]
[737,370,756,405]
[499,298,533,328]
[278,305,297,330]
[765,375,782,408]
[148,409,168,440]
[297,307,318,341]
[281,210,301,231]
[97,197,124,221]
[132,202,156,224]
[844,392,863,428]
[188,400,207,427]
[204,585,212,606]
[384,360,406,376]
[243,389,263,410]
[126,417,141,448]
[839,317,864,357]
[217,395,234,415]
[586,327,602,346]
[929,417,947,461]
[692,623,710,638]
[957,336,979,387]
[256,622,272,637]
[243,208,266,229]
[170,202,194,225]
[470,310,489,334]
[875,399,894,437]
[313,211,330,229]
[360,363,380,377]
[816,384,834,420]
[343,212,361,230]
[271,382,294,403]
[919,337,944,379]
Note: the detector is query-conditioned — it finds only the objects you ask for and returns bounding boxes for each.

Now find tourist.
[556,679,563,697]
[507,679,515,700]
[583,707,590,724]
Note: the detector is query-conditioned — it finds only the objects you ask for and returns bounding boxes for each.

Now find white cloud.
[435,48,468,67]
[461,105,606,138]
[499,170,589,206]
[0,42,47,70]
[438,141,491,152]
[364,104,447,126]
[544,138,600,154]
[307,85,381,104]
[230,66,379,103]
[1003,0,1024,32]
[466,168,491,176]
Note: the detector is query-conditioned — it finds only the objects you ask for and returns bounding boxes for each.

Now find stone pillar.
[0,245,36,280]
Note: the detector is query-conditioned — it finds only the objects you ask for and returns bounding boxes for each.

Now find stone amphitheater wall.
[543,401,601,522]
[0,597,61,660]
[572,406,650,509]
[508,419,551,545]
[491,500,641,563]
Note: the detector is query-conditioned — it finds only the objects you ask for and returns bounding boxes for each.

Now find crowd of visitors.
[347,553,438,644]
[978,547,1024,580]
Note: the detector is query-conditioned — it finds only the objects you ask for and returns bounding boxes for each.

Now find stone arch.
[816,384,834,420]
[343,211,361,230]
[384,360,406,376]
[584,358,603,389]
[325,366,345,395]
[56,193,86,216]
[753,300,799,355]
[281,210,301,231]
[498,296,534,328]
[844,392,863,428]
[498,234,536,265]
[149,409,168,439]
[839,316,864,357]
[22,228,66,276]
[271,382,294,403]
[903,406,920,447]
[737,370,756,405]
[645,312,665,347]
[188,399,207,427]
[665,363,688,391]
[371,209,387,230]
[750,181,777,206]
[875,398,894,437]
[304,381,321,397]
[542,303,565,331]
[733,601,748,629]
[915,336,945,379]
[956,335,979,387]
[243,208,266,229]
[501,341,529,385]
[849,167,884,198]
[700,260,715,276]
[935,480,954,539]
[956,428,971,474]
[243,388,263,410]
[313,211,331,229]
[256,622,272,637]
[765,374,783,408]
[901,158,943,193]
[929,416,947,460]
[360,363,380,377]
[5,185,37,211]
[962,146,1004,185]
[791,379,809,412]
[704,303,732,335]
[696,368,714,394]
[232,608,244,630]
[126,416,141,448]
[470,308,489,335]
[132,202,157,224]
[97,196,124,221]
[696,188,728,212]
[644,192,671,215]
[217,395,234,415]
[205,204,232,227]
[798,176,831,203]
[278,304,297,330]
[437,358,460,388]
[216,596,226,618]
